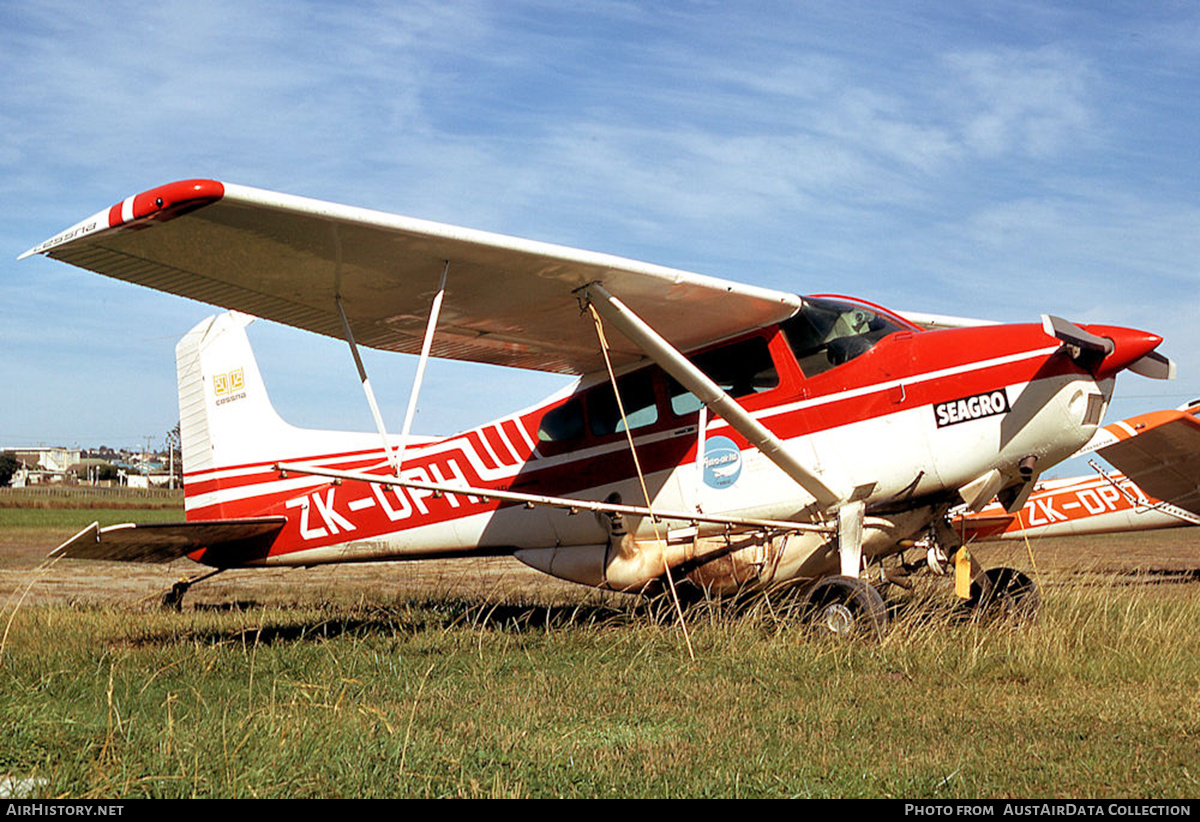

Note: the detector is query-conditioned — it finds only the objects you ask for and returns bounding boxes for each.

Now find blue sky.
[3,1,1197,465]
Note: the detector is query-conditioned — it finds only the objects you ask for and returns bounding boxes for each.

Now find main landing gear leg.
[160,568,226,611]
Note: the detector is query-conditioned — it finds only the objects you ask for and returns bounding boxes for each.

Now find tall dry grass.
[0,572,1197,798]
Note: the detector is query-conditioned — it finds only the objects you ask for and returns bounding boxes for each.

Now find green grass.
[0,507,185,530]
[1,581,1198,798]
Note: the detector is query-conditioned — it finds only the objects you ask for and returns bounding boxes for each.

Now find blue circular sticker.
[703,436,742,489]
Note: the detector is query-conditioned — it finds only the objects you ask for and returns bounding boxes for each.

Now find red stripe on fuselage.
[463,430,501,472]
[500,418,535,460]
[481,425,519,465]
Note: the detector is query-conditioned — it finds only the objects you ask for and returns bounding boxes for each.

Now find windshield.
[780,296,909,377]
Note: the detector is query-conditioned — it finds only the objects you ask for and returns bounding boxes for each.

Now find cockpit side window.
[781,297,905,377]
[668,336,779,416]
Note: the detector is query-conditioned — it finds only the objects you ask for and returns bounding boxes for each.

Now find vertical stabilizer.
[176,312,423,520]
[176,313,299,474]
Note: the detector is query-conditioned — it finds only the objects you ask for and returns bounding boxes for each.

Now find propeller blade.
[1042,315,1169,379]
[1041,314,1114,355]
[1127,350,1177,381]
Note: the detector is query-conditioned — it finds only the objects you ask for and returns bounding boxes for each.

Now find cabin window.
[781,297,907,377]
[668,336,779,416]
[588,371,659,437]
[537,397,585,443]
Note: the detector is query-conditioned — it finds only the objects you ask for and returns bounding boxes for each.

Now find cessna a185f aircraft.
[22,180,1177,633]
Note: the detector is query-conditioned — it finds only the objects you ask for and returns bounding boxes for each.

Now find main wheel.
[803,575,889,639]
[966,567,1039,622]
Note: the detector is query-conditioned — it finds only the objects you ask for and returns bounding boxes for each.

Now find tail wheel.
[803,575,889,639]
[967,566,1040,622]
[160,580,189,611]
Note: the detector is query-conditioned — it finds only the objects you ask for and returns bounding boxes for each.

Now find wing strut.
[337,296,401,475]
[336,261,449,475]
[581,282,845,511]
[273,461,833,535]
[1088,460,1200,526]
[396,261,450,472]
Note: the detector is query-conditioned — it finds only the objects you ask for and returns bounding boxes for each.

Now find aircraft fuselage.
[180,297,1123,593]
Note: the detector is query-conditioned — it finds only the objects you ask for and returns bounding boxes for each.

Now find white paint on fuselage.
[247,370,1108,570]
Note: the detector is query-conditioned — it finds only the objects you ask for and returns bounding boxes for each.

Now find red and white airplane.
[22,179,1177,632]
[958,400,1200,541]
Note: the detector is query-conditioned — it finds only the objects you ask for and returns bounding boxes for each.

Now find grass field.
[1,494,1197,798]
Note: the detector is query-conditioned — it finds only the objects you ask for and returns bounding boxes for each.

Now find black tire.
[966,567,1039,622]
[803,575,889,639]
[160,581,188,612]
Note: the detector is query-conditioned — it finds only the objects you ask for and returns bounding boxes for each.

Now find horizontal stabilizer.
[896,310,997,330]
[52,518,286,564]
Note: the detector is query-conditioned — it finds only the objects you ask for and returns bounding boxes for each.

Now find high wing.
[21,179,801,375]
[1089,400,1200,517]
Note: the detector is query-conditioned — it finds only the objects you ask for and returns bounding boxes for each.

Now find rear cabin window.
[588,371,659,437]
[780,297,907,378]
[537,397,584,443]
[668,336,779,416]
[537,335,785,444]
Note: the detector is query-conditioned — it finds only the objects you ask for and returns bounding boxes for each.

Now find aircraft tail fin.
[176,312,384,520]
[176,312,299,475]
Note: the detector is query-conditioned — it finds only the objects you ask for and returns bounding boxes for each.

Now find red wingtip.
[106,179,225,228]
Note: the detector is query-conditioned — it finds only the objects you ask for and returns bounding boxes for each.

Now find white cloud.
[941,47,1096,158]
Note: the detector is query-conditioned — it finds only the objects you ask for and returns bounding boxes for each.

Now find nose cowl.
[1083,324,1170,380]
[1084,324,1176,381]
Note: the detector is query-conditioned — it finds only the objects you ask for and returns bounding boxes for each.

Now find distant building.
[2,447,82,474]
[125,472,175,489]
[2,446,83,485]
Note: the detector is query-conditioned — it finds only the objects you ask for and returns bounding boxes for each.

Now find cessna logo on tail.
[934,389,1010,428]
[213,368,246,405]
